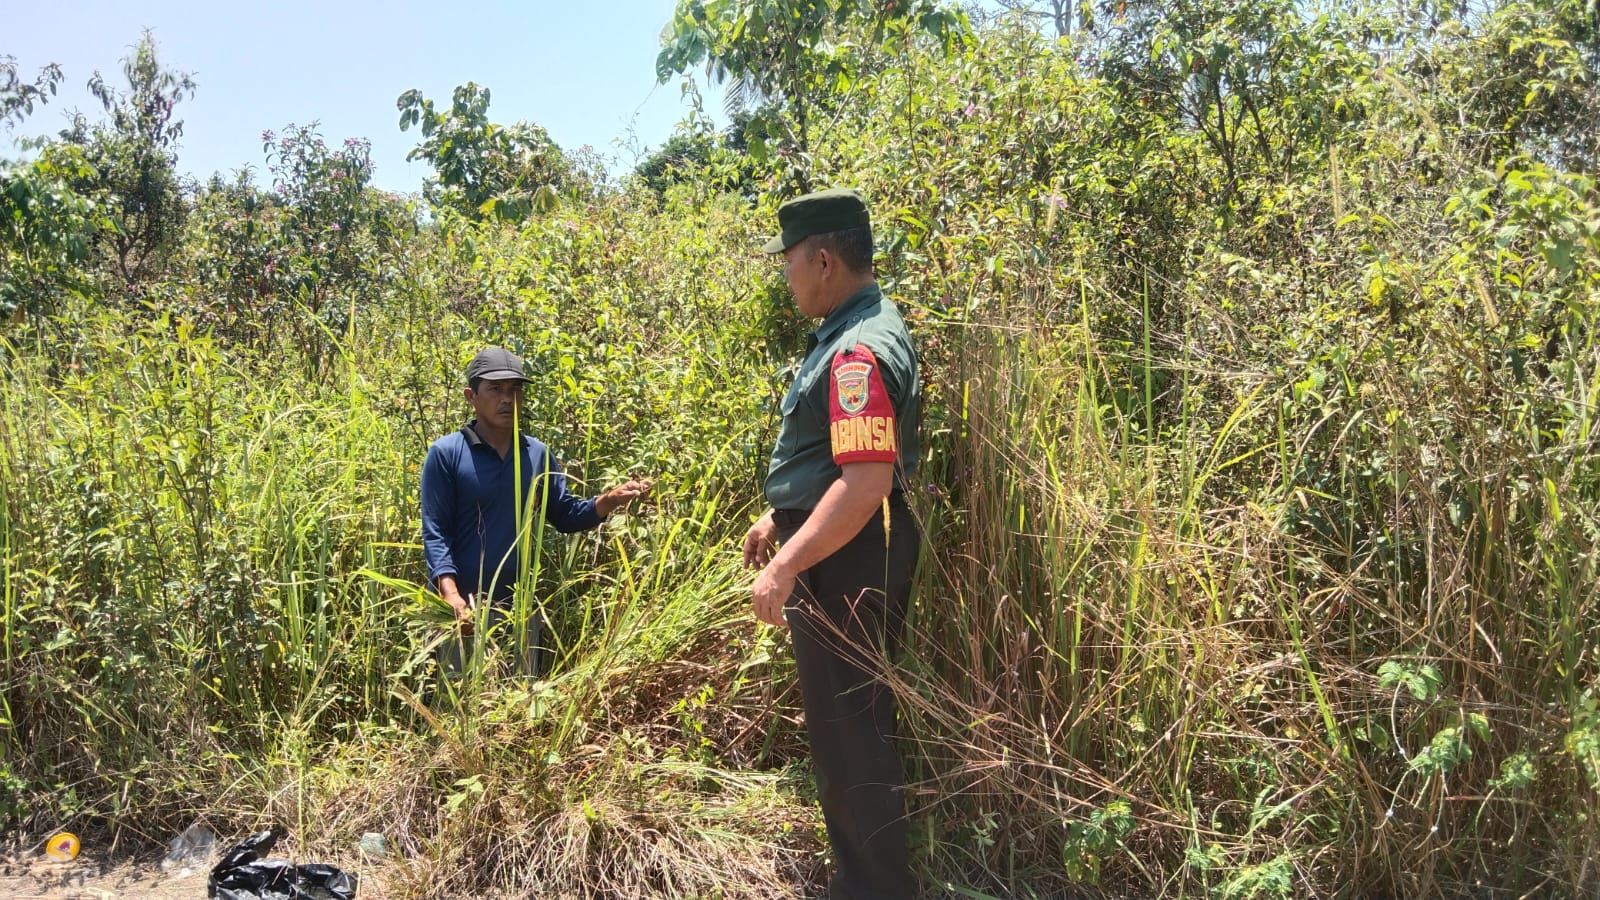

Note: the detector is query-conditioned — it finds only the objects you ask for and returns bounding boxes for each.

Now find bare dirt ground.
[0,854,198,900]
[0,852,394,900]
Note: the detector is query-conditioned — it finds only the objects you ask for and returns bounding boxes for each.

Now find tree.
[1,57,95,321]
[262,125,380,315]
[1,56,63,129]
[656,0,969,183]
[58,31,195,285]
[1091,0,1369,205]
[179,124,409,350]
[0,150,102,320]
[396,83,571,221]
[987,0,1083,38]
[632,111,763,197]
[633,128,719,195]
[1437,0,1600,171]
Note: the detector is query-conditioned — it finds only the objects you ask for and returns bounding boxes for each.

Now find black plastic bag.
[207,828,358,900]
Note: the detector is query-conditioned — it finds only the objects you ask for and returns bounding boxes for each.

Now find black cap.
[465,347,531,384]
[763,187,871,254]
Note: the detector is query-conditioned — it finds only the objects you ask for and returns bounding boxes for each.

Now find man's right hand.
[438,575,475,634]
[447,596,475,634]
[742,510,778,569]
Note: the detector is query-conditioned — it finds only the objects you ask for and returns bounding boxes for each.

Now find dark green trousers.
[775,496,920,900]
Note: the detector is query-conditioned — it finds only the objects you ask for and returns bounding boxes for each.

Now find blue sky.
[6,0,725,194]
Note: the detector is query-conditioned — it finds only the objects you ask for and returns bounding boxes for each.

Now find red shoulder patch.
[829,344,897,464]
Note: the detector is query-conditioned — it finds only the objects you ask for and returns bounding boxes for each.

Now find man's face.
[466,378,526,429]
[782,239,827,318]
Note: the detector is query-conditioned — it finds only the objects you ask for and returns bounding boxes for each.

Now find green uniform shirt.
[765,283,920,511]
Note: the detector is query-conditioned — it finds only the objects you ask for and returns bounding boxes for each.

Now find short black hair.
[810,225,874,275]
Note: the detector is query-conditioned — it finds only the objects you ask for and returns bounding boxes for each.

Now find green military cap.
[762,187,872,254]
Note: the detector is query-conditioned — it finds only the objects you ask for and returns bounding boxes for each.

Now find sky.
[5,0,726,194]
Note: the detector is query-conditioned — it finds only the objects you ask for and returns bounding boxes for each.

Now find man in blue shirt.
[421,347,651,674]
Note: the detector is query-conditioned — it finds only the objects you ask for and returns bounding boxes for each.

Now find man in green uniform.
[742,188,921,900]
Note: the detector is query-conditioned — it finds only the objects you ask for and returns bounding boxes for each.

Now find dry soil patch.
[0,852,393,899]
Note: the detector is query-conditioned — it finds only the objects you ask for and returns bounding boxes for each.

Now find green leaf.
[1542,238,1574,275]
[1377,660,1441,702]
[1468,712,1491,742]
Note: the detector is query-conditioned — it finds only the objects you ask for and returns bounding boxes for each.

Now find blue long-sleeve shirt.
[420,422,602,605]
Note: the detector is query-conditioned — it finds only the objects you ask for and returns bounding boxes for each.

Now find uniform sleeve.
[535,448,603,534]
[419,442,458,582]
[828,343,899,464]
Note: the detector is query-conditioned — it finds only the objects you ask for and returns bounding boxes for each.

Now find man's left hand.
[597,479,654,516]
[751,563,794,629]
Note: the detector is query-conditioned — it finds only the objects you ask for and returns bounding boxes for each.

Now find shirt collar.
[461,421,528,449]
[812,282,881,347]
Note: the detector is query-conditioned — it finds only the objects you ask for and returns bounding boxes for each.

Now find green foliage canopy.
[57,31,195,285]
[0,56,63,129]
[656,0,969,174]
[0,150,102,319]
[396,82,571,221]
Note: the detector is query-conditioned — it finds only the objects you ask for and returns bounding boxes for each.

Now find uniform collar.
[812,282,881,347]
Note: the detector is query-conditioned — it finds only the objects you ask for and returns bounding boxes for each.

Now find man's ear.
[815,245,833,278]
[463,386,475,401]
